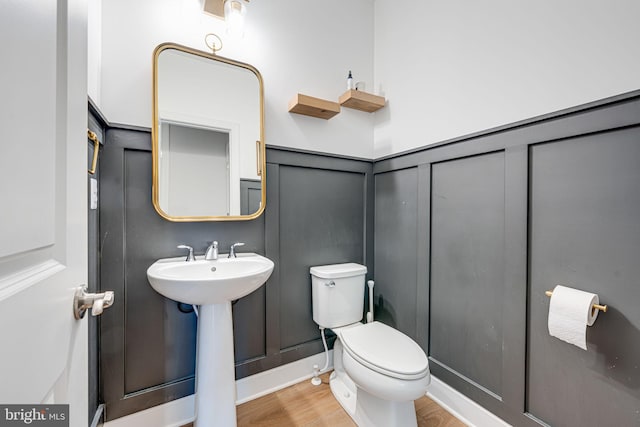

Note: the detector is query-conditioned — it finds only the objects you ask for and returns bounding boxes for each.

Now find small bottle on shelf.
[347,70,354,90]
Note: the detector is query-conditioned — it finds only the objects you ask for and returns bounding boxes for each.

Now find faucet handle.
[177,244,196,262]
[228,242,245,258]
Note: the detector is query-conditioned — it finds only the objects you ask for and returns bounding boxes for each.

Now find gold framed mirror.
[152,43,265,221]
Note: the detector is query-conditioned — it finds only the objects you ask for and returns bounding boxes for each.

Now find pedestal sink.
[147,253,274,427]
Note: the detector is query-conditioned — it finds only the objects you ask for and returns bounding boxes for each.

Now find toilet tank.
[310,263,367,329]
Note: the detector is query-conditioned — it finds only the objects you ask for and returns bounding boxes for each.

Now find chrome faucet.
[177,244,196,262]
[228,242,245,258]
[204,241,219,260]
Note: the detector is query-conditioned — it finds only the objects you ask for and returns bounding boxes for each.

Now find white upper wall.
[94,1,640,160]
[87,0,101,104]
[373,0,640,157]
[96,0,375,159]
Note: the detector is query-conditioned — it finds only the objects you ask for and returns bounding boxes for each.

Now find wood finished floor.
[184,372,466,426]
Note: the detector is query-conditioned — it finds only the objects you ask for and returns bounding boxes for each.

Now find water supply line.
[367,280,375,323]
[311,326,330,386]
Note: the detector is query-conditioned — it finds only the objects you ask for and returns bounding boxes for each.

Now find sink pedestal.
[195,302,237,427]
[146,254,275,427]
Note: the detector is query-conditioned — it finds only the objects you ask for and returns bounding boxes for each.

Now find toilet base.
[330,370,418,427]
[329,340,419,427]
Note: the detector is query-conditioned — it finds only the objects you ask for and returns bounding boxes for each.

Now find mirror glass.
[152,43,265,221]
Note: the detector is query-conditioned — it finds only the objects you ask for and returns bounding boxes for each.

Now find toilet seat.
[339,322,429,381]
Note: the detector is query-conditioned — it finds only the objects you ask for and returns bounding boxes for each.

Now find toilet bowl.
[310,263,430,427]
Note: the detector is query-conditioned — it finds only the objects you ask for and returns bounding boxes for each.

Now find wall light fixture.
[203,0,249,37]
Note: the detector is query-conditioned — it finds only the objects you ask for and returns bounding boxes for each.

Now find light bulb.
[224,0,246,37]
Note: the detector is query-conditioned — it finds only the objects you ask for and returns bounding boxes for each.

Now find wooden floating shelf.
[339,89,386,113]
[288,93,341,120]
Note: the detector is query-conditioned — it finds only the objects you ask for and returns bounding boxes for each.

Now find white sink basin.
[147,253,274,305]
[147,251,274,427]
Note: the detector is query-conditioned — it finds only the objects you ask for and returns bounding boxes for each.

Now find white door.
[0,0,88,426]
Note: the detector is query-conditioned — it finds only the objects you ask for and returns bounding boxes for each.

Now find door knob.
[73,286,115,319]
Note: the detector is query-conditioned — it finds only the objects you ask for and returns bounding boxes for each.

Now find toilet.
[310,263,430,427]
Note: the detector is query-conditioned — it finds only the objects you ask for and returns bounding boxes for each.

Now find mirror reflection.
[152,43,265,221]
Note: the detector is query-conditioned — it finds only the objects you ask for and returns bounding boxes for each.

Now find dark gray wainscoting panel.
[100,128,266,420]
[99,131,373,421]
[123,150,198,393]
[240,179,262,215]
[265,148,374,358]
[87,109,104,426]
[278,165,366,348]
[430,152,505,399]
[372,91,640,426]
[373,168,420,339]
[527,127,640,427]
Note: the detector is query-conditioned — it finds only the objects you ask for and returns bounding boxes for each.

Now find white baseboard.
[102,394,195,427]
[427,376,511,427]
[103,351,333,427]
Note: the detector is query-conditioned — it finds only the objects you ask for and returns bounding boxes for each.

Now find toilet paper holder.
[545,290,608,313]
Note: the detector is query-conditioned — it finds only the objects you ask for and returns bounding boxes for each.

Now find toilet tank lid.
[310,263,367,279]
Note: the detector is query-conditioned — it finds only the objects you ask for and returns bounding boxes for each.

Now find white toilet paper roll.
[547,285,600,350]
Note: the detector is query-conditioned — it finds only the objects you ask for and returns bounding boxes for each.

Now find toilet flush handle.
[325,281,336,288]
